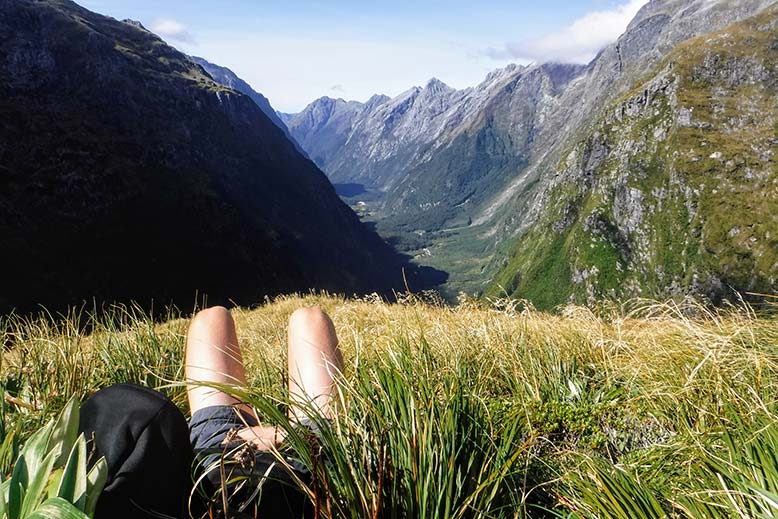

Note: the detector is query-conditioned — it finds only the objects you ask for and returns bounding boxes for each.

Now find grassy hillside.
[487,7,778,309]
[2,294,778,517]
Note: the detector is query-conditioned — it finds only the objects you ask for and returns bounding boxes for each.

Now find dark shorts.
[188,405,313,518]
[189,405,260,452]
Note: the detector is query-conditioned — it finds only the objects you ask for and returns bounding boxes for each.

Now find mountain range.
[2,0,775,313]
[285,0,778,306]
[0,0,414,314]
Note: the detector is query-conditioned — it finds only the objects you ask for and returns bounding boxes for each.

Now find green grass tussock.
[2,294,778,517]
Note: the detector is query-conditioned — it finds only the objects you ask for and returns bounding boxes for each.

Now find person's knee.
[289,306,332,330]
[191,306,232,329]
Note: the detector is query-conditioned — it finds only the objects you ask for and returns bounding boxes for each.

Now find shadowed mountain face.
[0,0,413,314]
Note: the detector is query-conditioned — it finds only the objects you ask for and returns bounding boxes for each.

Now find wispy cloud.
[330,84,345,93]
[150,18,195,44]
[486,0,648,64]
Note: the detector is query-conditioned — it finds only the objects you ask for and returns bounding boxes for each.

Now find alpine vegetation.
[2,294,778,517]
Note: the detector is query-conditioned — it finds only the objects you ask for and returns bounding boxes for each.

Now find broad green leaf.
[26,496,91,519]
[47,468,63,500]
[48,398,80,468]
[56,435,87,511]
[84,457,107,518]
[12,421,54,489]
[8,479,23,519]
[20,449,59,518]
[0,473,6,519]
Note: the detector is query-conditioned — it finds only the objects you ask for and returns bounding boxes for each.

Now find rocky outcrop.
[481,0,777,246]
[0,0,409,314]
[487,5,778,307]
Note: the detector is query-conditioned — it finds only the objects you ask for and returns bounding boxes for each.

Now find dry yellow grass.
[2,294,778,517]
[206,295,778,424]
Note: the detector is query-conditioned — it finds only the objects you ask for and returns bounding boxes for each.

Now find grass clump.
[1,293,778,517]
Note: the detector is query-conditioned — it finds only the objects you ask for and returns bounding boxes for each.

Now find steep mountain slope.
[188,56,304,153]
[487,6,778,307]
[0,0,409,314]
[488,0,778,235]
[285,96,373,170]
[276,111,295,125]
[381,64,585,232]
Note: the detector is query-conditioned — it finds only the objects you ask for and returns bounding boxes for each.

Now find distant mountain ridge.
[285,0,778,302]
[286,63,588,234]
[0,0,410,314]
[188,56,306,155]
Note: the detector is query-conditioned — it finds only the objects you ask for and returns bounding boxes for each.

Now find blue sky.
[79,0,648,112]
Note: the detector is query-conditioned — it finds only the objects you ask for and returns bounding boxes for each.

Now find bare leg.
[287,307,343,421]
[185,306,249,413]
[185,307,279,449]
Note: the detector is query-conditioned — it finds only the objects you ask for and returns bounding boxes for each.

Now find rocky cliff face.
[0,0,409,314]
[487,5,778,307]
[489,0,778,237]
[381,63,586,232]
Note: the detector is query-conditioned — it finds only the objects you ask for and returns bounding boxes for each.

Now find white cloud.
[489,0,649,64]
[150,18,195,44]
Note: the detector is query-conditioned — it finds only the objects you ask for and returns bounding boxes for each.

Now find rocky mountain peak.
[424,77,454,94]
[316,95,342,106]
[121,19,147,31]
[365,93,391,111]
[482,63,525,85]
[304,96,351,118]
